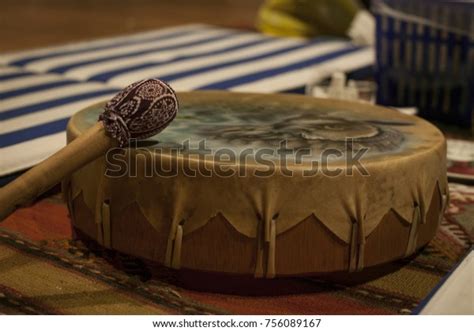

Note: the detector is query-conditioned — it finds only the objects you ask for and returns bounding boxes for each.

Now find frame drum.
[64,92,448,278]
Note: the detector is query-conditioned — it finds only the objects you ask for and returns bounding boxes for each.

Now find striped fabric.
[0,24,374,177]
[374,0,474,127]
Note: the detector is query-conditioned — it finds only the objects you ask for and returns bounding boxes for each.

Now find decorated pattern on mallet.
[0,79,179,221]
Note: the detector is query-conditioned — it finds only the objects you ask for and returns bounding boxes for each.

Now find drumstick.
[0,78,178,221]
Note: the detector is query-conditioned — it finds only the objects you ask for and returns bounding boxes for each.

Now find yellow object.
[257,0,361,38]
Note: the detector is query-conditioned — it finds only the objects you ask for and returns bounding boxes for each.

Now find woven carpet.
[0,183,472,315]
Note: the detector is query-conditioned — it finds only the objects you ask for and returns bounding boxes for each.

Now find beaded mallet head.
[99,78,179,147]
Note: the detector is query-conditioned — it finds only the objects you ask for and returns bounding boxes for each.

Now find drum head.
[70,91,443,168]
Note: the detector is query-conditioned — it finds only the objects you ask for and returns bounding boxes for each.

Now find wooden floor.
[0,0,262,52]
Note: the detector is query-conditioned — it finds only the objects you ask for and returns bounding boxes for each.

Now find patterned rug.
[0,183,472,315]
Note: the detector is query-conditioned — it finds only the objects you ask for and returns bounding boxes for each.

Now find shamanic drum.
[64,91,448,278]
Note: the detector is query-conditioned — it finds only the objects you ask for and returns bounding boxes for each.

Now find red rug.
[0,184,472,314]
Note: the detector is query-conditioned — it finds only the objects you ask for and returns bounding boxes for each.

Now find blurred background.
[0,0,263,52]
[1,0,375,52]
[1,0,473,181]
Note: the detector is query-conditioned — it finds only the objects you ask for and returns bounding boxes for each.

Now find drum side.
[275,215,349,275]
[180,214,257,275]
[364,183,442,268]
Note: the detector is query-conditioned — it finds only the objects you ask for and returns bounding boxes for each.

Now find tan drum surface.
[64,91,448,278]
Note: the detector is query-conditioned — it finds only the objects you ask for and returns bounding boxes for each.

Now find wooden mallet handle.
[0,123,112,220]
[0,79,178,222]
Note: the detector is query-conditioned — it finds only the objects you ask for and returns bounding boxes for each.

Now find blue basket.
[373,0,473,128]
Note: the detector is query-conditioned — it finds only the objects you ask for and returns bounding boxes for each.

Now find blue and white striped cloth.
[0,24,374,177]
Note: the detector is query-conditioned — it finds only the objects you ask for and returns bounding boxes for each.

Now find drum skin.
[63,91,448,278]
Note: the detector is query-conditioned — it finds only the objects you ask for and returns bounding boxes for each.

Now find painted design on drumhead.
[83,96,416,161]
[200,113,404,152]
[154,102,410,156]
